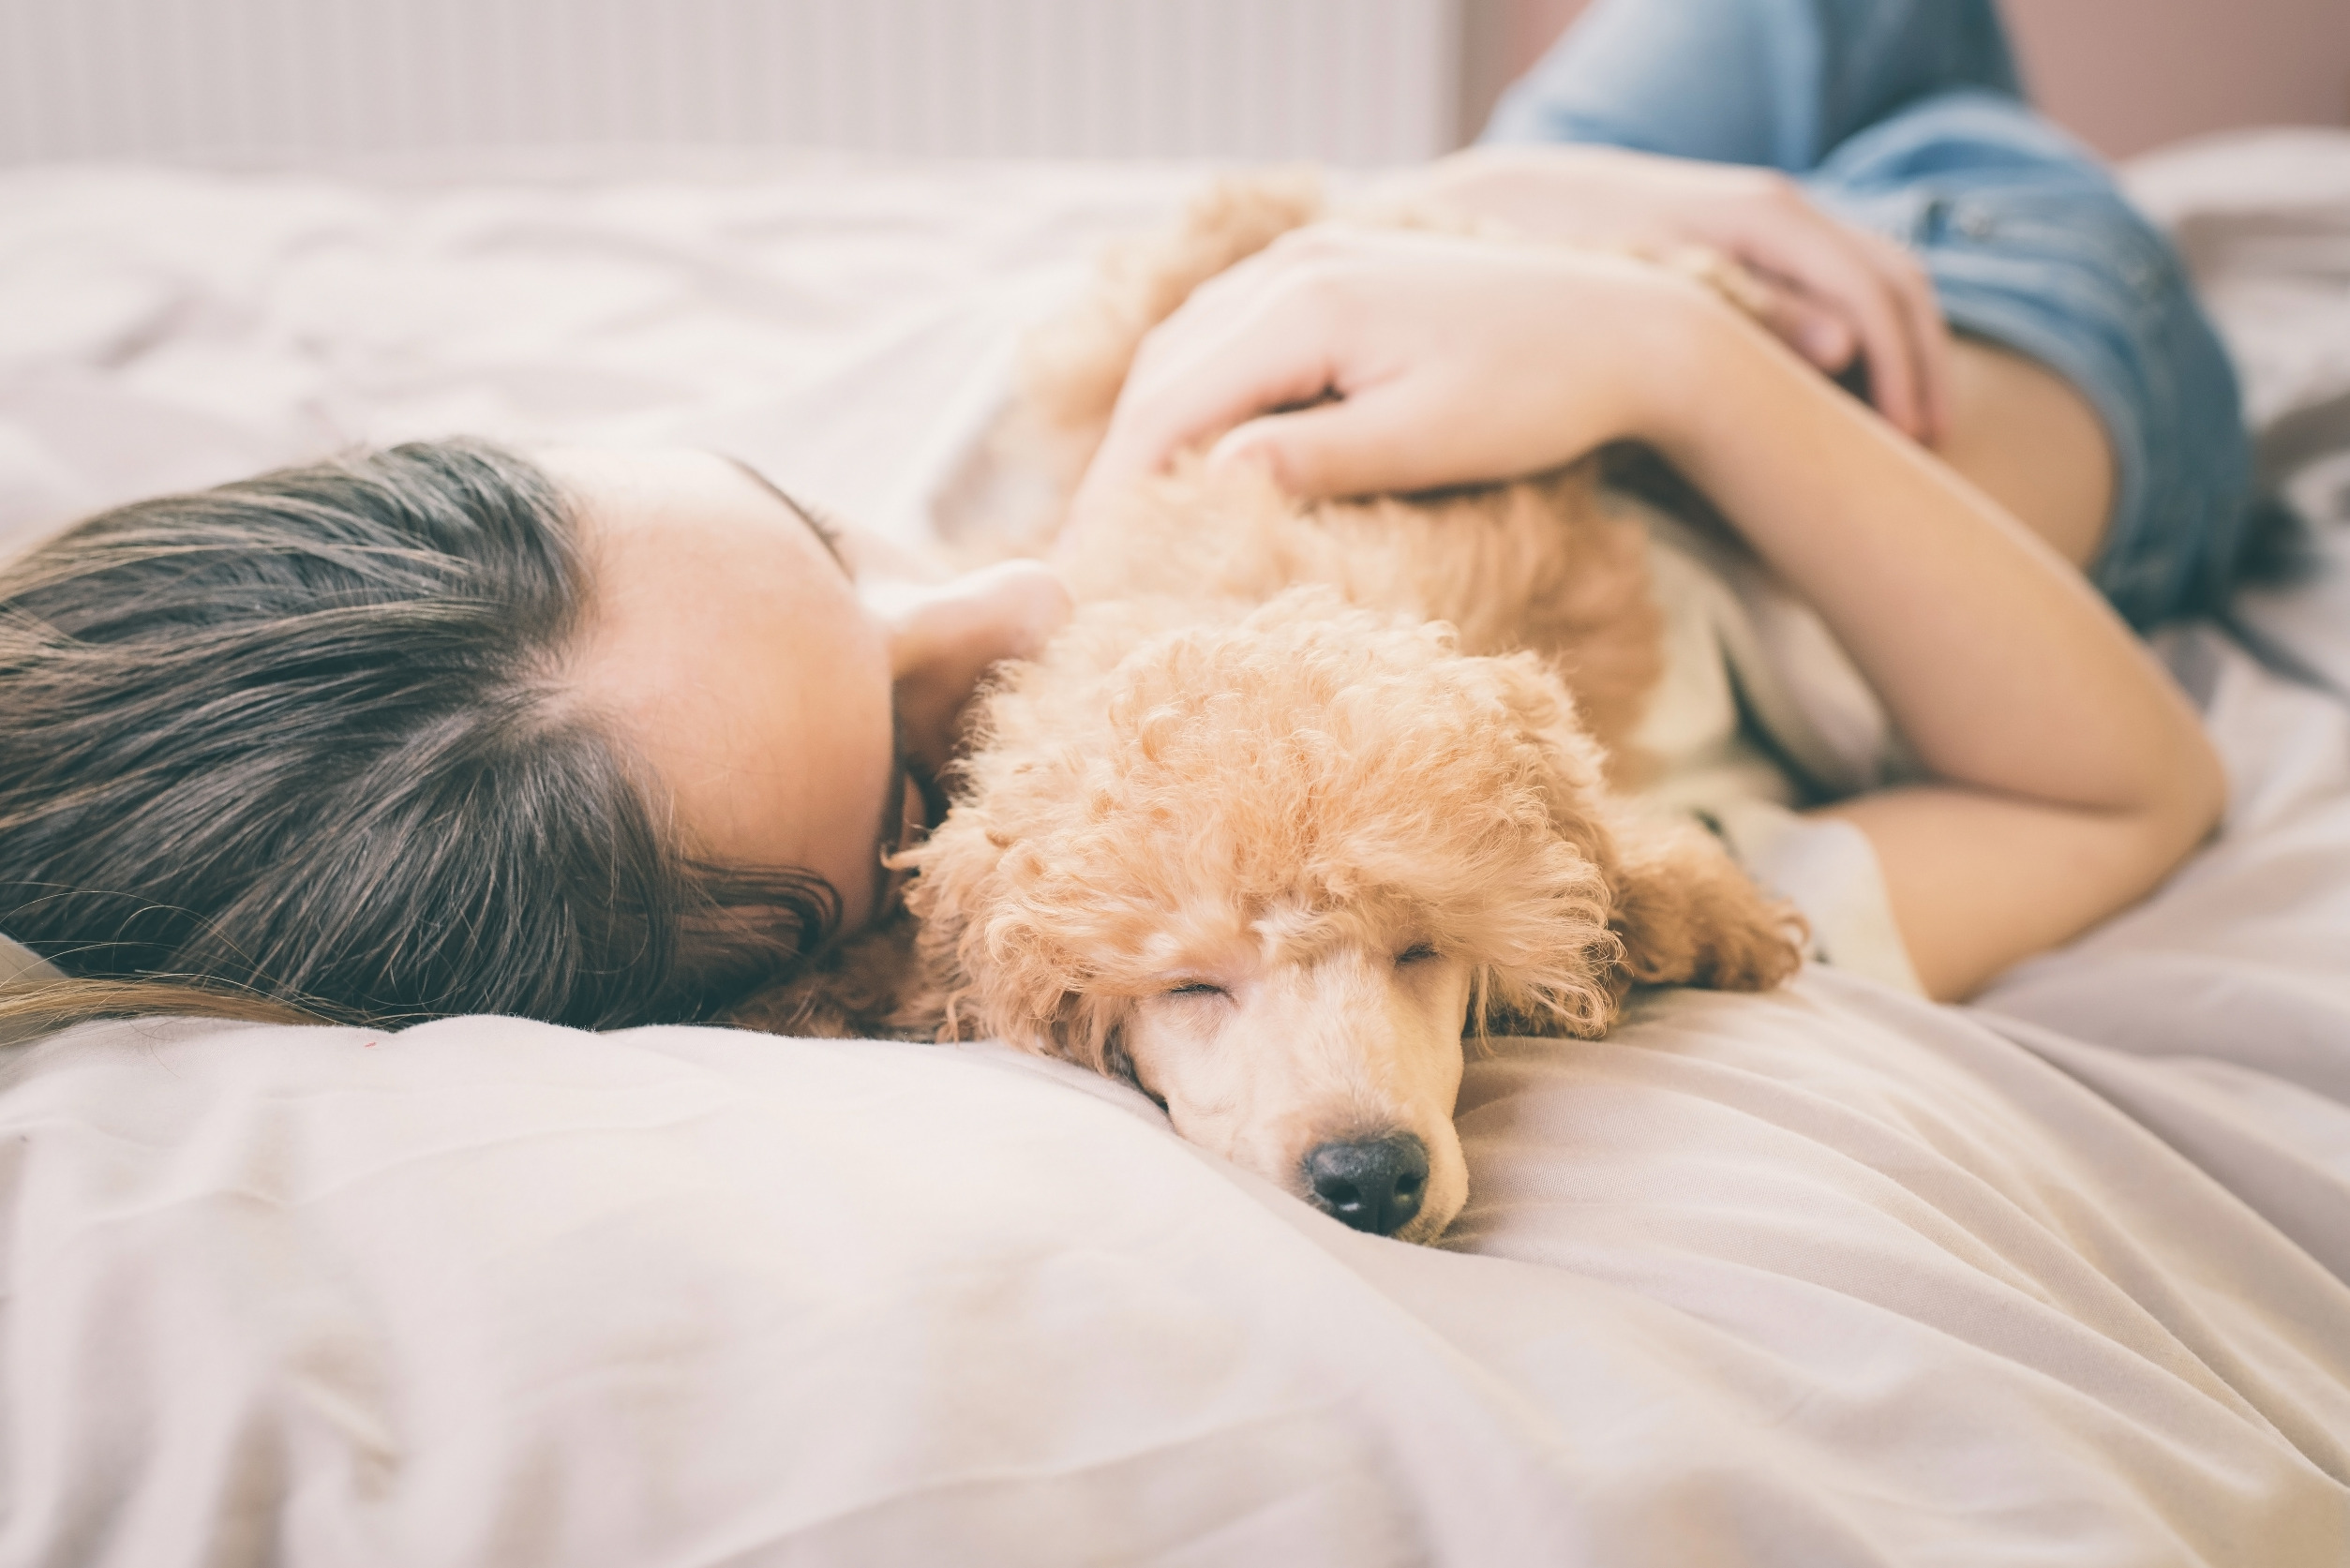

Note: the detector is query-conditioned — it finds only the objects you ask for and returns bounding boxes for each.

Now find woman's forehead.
[546,445,899,926]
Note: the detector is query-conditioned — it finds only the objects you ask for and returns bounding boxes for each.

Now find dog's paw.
[1608,821,1807,993]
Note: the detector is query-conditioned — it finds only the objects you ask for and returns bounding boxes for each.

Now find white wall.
[0,0,1473,165]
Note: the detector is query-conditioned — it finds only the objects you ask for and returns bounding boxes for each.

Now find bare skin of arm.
[1938,336,2116,572]
[1653,319,2202,1000]
[1074,229,2221,1001]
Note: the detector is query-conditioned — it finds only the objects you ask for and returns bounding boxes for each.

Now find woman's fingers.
[1209,382,1442,499]
[1860,226,1953,444]
[1731,217,1930,438]
[1072,261,1343,518]
[1747,276,1860,374]
[1725,188,1951,441]
[1078,226,1447,506]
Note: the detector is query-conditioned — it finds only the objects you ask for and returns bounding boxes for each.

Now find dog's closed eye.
[1394,944,1440,967]
[1163,980,1228,998]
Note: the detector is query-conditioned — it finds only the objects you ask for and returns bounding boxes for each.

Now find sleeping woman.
[0,0,2246,1033]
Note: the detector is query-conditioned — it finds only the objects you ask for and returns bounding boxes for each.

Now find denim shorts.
[1806,90,2253,629]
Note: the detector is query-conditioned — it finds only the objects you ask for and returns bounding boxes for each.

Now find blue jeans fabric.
[1485,0,2252,629]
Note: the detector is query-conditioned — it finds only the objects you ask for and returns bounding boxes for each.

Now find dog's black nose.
[1303,1133,1429,1235]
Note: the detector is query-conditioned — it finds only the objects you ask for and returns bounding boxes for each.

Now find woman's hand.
[1383,144,1951,444]
[869,559,1071,784]
[1070,223,1729,531]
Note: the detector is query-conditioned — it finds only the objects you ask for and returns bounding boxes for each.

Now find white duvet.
[4,135,2349,1566]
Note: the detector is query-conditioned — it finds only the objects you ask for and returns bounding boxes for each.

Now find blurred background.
[1504,0,2350,159]
[1,0,2343,167]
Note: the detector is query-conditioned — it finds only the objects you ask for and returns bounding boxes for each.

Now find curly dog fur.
[739,175,1804,1242]
[1018,172,1672,760]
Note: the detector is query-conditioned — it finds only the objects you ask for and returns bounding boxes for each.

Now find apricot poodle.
[743,176,1803,1243]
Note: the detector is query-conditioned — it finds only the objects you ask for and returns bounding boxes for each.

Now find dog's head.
[906,589,1799,1243]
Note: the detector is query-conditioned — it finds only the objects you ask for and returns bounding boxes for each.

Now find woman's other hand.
[1069,224,1727,532]
[1386,144,1950,445]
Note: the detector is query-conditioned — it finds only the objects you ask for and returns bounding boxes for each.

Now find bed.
[2,131,2347,1565]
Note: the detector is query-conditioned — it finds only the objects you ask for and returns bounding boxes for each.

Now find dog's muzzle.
[1303,1132,1430,1235]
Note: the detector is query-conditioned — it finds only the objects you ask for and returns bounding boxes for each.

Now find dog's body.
[740,176,1804,1243]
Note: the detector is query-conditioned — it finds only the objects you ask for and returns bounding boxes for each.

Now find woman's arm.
[1377,143,1953,444]
[1072,228,2223,999]
[1640,285,2221,999]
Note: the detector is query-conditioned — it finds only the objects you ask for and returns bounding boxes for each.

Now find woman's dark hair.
[0,439,839,1033]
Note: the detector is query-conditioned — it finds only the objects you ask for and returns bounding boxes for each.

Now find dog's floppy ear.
[900,802,1138,1075]
[1485,650,1804,1000]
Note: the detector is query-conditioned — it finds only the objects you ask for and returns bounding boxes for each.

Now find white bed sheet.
[3,139,2349,1566]
[6,981,2347,1568]
[0,153,1199,560]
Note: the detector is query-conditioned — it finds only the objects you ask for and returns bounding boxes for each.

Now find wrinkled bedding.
[3,134,2349,1566]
